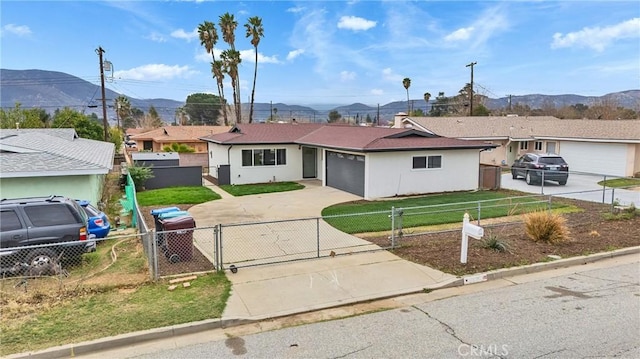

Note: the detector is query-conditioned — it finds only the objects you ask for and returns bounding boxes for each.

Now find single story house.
[130,125,231,153]
[200,123,495,199]
[0,128,115,204]
[394,115,640,177]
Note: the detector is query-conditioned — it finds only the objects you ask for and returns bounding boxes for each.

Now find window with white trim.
[534,141,543,151]
[242,149,287,166]
[412,155,442,169]
[519,142,529,150]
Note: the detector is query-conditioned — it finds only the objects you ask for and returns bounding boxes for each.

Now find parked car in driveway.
[76,200,111,238]
[511,153,569,185]
[0,195,95,275]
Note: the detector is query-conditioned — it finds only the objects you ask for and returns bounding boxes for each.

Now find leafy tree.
[162,143,195,153]
[127,163,154,191]
[402,78,411,114]
[52,107,104,140]
[174,106,189,125]
[148,105,161,122]
[109,127,123,153]
[429,92,449,117]
[123,107,144,129]
[365,114,372,123]
[423,92,431,115]
[0,103,48,129]
[328,110,342,123]
[245,16,264,123]
[219,12,242,123]
[184,93,222,125]
[411,108,426,116]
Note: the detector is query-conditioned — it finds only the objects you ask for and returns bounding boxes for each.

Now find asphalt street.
[117,259,640,359]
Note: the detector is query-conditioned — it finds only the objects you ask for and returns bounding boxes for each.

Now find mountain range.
[1,69,638,124]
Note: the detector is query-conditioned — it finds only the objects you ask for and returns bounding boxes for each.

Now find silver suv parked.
[0,195,96,274]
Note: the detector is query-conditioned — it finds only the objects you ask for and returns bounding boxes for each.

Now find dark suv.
[0,195,96,274]
[511,153,569,185]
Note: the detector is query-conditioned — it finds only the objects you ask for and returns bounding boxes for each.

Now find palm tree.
[198,21,227,125]
[211,60,228,125]
[219,13,241,123]
[402,78,411,115]
[245,16,264,124]
[423,92,431,115]
[114,95,131,130]
[174,106,188,126]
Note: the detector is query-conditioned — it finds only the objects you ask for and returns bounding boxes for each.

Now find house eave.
[0,169,109,178]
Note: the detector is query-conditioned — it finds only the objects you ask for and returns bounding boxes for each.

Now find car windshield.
[539,157,565,165]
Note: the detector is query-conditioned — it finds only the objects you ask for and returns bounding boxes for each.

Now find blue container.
[150,207,181,216]
[158,210,190,220]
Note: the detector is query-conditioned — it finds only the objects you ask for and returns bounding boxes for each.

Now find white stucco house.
[200,123,495,199]
[394,115,640,177]
[0,128,115,204]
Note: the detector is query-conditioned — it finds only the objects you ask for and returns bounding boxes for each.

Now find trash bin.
[158,210,190,220]
[160,215,196,263]
[150,207,181,232]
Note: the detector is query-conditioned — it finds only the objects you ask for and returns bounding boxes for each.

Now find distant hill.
[1,69,638,124]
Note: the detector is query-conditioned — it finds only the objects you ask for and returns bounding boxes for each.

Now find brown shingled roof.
[131,125,232,142]
[201,123,494,151]
[404,116,640,142]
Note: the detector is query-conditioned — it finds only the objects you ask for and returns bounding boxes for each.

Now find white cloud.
[340,71,356,81]
[1,24,32,37]
[239,49,280,64]
[171,28,199,42]
[287,6,305,13]
[147,32,167,42]
[551,17,640,52]
[382,68,402,83]
[337,16,377,31]
[287,49,305,61]
[444,27,474,42]
[371,89,384,96]
[114,64,197,81]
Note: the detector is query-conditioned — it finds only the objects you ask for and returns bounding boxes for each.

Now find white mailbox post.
[460,213,484,264]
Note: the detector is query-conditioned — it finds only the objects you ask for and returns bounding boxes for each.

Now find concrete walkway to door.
[187,179,459,321]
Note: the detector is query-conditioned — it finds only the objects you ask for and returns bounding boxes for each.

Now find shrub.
[523,211,570,244]
[127,163,154,191]
[481,234,509,253]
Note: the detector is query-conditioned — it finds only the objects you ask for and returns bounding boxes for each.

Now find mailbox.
[463,222,484,239]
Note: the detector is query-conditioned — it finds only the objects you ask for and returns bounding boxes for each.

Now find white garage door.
[560,142,627,176]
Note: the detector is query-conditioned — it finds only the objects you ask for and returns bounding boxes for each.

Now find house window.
[534,141,543,151]
[413,155,442,169]
[242,149,287,166]
[143,141,153,151]
[520,142,528,150]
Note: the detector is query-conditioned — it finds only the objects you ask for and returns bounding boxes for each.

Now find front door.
[302,147,317,178]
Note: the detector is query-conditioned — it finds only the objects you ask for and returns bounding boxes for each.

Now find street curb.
[8,247,639,359]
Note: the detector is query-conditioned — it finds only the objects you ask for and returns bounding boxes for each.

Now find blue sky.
[1,1,639,107]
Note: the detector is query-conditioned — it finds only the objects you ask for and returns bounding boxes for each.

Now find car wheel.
[25,248,58,274]
[511,170,518,179]
[525,172,534,185]
[559,180,567,185]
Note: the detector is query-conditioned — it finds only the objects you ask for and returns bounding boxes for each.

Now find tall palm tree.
[423,92,431,115]
[211,60,229,125]
[198,21,227,125]
[114,95,131,130]
[174,106,188,125]
[219,13,241,123]
[402,78,411,115]
[244,16,264,124]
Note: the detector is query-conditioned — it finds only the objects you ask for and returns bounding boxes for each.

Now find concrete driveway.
[501,173,640,206]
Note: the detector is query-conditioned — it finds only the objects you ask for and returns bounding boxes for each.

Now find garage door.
[560,142,627,176]
[326,151,365,196]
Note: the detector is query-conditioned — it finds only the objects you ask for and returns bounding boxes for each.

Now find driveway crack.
[331,344,373,358]
[412,306,470,345]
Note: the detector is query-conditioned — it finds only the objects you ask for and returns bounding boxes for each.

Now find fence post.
[611,188,616,209]
[316,218,320,258]
[602,175,607,203]
[390,206,395,248]
[219,225,224,270]
[548,195,552,212]
[541,170,545,195]
[214,225,219,271]
[477,202,481,225]
[151,232,159,280]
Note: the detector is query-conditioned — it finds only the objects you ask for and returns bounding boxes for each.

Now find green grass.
[597,177,640,188]
[136,186,221,206]
[219,181,305,196]
[0,273,231,356]
[321,191,572,234]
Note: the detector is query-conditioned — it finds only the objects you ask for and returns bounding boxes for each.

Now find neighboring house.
[200,123,495,199]
[0,128,115,204]
[129,125,231,153]
[394,115,640,177]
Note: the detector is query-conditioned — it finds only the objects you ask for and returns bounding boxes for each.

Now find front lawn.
[219,181,305,196]
[322,190,575,234]
[136,186,221,206]
[597,177,640,188]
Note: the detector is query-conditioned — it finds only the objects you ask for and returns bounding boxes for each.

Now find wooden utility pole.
[466,61,477,116]
[96,46,109,141]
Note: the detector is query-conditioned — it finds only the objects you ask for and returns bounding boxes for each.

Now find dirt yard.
[367,199,639,276]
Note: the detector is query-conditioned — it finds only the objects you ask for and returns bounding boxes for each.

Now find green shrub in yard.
[523,211,570,244]
[480,234,510,253]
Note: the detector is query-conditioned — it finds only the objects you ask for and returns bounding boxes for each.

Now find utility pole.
[466,61,477,117]
[377,104,380,126]
[96,46,109,141]
[506,94,513,112]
